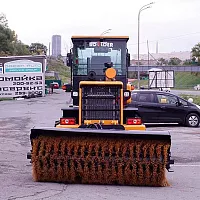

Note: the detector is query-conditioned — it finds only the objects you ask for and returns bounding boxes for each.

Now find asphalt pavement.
[0,89,200,200]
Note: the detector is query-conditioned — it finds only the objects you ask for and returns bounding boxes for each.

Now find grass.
[131,80,148,88]
[46,59,71,84]
[180,94,200,105]
[129,72,200,89]
[175,72,200,89]
[0,98,13,101]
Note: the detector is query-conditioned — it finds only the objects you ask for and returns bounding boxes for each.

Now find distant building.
[131,51,191,63]
[131,59,157,66]
[52,35,61,57]
[131,51,192,66]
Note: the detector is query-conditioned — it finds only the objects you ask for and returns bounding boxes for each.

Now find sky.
[1,0,200,57]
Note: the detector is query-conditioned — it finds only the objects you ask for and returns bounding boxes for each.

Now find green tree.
[13,40,30,55]
[183,59,193,65]
[0,13,30,56]
[29,43,47,55]
[191,43,200,65]
[0,13,8,27]
[157,58,168,65]
[0,13,47,56]
[0,25,15,55]
[168,57,182,65]
[0,13,14,55]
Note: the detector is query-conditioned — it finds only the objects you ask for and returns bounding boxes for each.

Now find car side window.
[156,94,178,105]
[179,98,188,106]
[138,93,154,103]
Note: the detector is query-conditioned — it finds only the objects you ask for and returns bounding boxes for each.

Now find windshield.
[73,40,126,76]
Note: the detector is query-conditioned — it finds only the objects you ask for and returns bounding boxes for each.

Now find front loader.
[27,36,174,186]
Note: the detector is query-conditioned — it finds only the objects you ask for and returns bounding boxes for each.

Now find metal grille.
[81,85,121,121]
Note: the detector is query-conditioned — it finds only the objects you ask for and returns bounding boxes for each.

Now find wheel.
[185,113,200,127]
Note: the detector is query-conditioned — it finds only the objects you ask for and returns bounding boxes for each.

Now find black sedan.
[129,90,200,127]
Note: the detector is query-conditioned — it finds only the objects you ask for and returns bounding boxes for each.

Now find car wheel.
[185,113,200,127]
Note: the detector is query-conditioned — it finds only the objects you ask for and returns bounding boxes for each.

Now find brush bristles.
[31,135,170,187]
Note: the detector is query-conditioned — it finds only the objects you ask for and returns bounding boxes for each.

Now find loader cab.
[68,36,130,106]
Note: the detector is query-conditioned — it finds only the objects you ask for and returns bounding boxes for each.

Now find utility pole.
[147,40,150,66]
[156,41,158,54]
[49,42,51,58]
[137,2,154,89]
[100,29,112,36]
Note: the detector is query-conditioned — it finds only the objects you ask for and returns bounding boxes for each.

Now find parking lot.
[0,90,200,200]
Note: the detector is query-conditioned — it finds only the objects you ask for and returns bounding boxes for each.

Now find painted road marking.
[174,164,200,167]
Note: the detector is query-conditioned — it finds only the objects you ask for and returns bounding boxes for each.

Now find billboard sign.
[45,71,55,77]
[148,70,175,88]
[0,73,45,98]
[4,59,42,73]
[0,55,46,98]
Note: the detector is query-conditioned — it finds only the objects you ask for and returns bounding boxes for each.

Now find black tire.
[185,113,200,127]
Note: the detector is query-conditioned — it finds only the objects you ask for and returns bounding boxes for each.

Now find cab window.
[73,40,126,76]
[156,94,178,105]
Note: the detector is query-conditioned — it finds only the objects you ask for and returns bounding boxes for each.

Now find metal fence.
[129,65,200,72]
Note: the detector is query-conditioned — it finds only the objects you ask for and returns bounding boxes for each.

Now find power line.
[129,31,200,46]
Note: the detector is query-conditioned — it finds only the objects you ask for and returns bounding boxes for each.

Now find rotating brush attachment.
[31,135,170,186]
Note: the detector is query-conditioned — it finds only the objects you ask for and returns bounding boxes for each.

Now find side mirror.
[176,101,182,106]
[67,52,73,67]
[126,53,130,67]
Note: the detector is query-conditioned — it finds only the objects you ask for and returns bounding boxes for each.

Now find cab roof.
[71,35,129,41]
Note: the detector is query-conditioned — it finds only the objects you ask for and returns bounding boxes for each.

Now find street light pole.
[137,2,154,89]
[100,29,112,36]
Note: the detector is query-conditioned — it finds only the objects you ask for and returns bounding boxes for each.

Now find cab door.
[130,92,160,123]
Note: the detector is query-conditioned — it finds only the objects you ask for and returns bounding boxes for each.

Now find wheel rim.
[188,116,199,126]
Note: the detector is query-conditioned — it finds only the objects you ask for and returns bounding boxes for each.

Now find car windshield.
[73,40,126,76]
